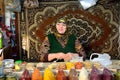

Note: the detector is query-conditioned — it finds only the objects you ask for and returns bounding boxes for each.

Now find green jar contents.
[114,69,120,80]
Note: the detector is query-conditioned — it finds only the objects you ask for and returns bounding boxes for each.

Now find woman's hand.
[48,52,79,61]
[56,52,66,59]
[48,52,66,61]
[64,52,79,61]
[48,54,56,61]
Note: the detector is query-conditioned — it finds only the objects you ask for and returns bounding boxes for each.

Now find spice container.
[3,59,14,68]
[14,60,22,71]
[0,75,5,80]
[0,61,4,76]
[6,73,17,80]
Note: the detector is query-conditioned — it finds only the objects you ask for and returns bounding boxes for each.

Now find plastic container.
[3,59,14,68]
[0,61,4,76]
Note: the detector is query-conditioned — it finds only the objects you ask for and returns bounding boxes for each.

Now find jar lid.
[15,60,22,64]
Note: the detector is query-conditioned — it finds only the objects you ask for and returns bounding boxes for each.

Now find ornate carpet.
[19,1,119,61]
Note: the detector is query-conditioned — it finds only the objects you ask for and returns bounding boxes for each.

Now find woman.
[39,17,86,62]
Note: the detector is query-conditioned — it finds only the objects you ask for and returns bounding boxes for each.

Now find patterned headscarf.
[56,17,67,24]
[52,17,71,48]
[52,17,69,34]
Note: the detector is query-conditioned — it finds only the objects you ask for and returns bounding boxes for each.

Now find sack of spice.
[56,69,67,80]
[90,66,102,80]
[103,68,114,80]
[19,69,31,80]
[68,69,78,80]
[32,68,43,80]
[79,67,89,80]
[44,67,56,80]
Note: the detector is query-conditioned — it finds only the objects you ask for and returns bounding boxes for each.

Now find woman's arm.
[39,37,50,62]
[39,37,66,62]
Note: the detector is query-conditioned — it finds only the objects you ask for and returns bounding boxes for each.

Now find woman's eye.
[56,23,60,26]
[63,24,66,26]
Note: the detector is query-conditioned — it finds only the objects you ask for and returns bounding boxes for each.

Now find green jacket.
[48,34,76,53]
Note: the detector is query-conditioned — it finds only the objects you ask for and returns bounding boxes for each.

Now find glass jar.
[0,61,4,76]
[0,75,5,80]
[6,74,17,80]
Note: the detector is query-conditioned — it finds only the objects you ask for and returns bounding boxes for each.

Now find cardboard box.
[0,0,3,3]
[0,2,5,16]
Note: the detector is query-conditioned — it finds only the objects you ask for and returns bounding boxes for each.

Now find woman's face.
[56,22,67,34]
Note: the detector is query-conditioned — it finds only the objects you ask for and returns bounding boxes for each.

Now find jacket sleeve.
[39,37,50,62]
[75,38,86,60]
